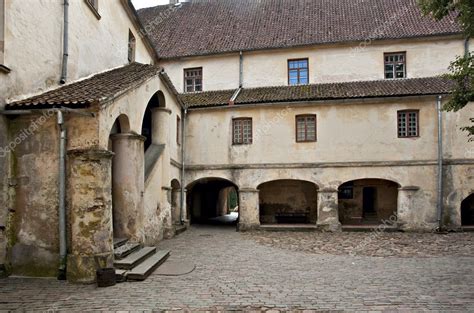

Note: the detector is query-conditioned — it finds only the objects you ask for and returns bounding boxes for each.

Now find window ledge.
[84,0,101,20]
[0,64,11,74]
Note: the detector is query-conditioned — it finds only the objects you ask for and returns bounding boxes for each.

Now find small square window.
[398,110,419,138]
[233,118,252,145]
[288,59,309,86]
[296,115,317,142]
[384,52,406,79]
[184,68,203,92]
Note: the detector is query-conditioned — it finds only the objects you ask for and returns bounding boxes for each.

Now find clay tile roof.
[137,0,462,59]
[179,77,455,108]
[6,63,161,110]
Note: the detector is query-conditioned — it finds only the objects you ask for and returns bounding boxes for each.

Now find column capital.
[239,188,259,193]
[151,107,172,114]
[110,132,146,142]
[318,187,338,193]
[398,186,420,191]
[67,148,114,160]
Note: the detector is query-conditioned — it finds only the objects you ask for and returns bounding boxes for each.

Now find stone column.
[238,188,260,231]
[67,149,114,283]
[111,133,146,242]
[151,107,171,145]
[317,188,341,232]
[397,186,420,230]
[171,187,181,224]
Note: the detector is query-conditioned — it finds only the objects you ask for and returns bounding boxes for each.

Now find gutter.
[465,37,470,57]
[436,96,444,231]
[60,0,69,84]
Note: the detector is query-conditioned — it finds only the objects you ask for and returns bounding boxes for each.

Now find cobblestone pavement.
[0,226,473,312]
[244,230,474,258]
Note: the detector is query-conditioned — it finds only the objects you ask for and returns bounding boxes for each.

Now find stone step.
[113,238,128,249]
[115,269,128,283]
[127,250,170,281]
[114,242,141,260]
[175,224,187,236]
[114,247,157,270]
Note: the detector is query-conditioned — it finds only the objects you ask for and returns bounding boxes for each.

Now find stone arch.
[461,194,474,227]
[109,113,145,241]
[170,179,181,224]
[108,114,131,150]
[186,177,239,225]
[337,178,401,226]
[142,90,166,151]
[257,179,319,224]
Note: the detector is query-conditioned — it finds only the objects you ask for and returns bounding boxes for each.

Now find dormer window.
[184,67,202,92]
[288,58,309,85]
[128,30,136,63]
[385,52,406,79]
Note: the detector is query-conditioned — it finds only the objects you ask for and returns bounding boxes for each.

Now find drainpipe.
[57,111,67,280]
[239,51,243,88]
[436,96,443,231]
[60,0,69,84]
[179,107,187,224]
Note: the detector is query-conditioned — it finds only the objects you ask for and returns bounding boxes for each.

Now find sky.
[132,0,169,9]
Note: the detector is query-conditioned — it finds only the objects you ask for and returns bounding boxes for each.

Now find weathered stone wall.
[6,111,99,277]
[258,180,318,224]
[0,113,9,275]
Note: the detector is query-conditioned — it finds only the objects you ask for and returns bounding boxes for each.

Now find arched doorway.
[142,91,166,152]
[171,179,181,225]
[338,179,399,225]
[187,178,239,225]
[109,114,131,239]
[461,194,474,226]
[258,180,318,224]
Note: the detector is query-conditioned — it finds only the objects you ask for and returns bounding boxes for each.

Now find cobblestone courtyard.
[0,226,473,312]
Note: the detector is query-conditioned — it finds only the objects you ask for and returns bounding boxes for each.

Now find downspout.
[436,95,443,231]
[60,0,69,84]
[239,51,243,88]
[179,107,187,224]
[57,111,67,280]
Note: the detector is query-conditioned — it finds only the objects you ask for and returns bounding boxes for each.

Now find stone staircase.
[113,238,170,282]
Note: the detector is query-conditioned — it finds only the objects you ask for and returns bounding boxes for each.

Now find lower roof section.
[179,77,454,109]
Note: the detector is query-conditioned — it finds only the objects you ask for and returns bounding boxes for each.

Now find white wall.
[161,37,465,92]
[0,0,154,105]
[185,98,473,166]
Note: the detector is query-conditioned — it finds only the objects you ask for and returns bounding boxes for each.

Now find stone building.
[0,0,473,282]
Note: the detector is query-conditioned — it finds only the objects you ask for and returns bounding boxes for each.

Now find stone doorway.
[187,178,239,225]
[461,194,474,226]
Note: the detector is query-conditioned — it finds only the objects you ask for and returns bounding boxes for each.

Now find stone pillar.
[151,107,171,145]
[238,188,260,231]
[171,187,181,224]
[111,133,146,242]
[67,149,114,283]
[317,188,341,232]
[397,186,420,230]
[181,188,189,225]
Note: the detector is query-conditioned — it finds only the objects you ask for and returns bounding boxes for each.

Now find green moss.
[12,262,58,278]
